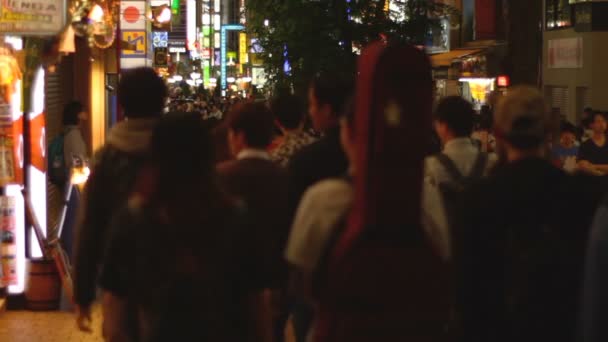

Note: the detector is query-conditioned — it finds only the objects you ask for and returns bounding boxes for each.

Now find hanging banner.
[0,196,17,286]
[0,0,66,35]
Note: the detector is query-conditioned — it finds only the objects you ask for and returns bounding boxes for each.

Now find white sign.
[169,47,186,53]
[120,0,146,30]
[548,38,583,69]
[0,0,66,35]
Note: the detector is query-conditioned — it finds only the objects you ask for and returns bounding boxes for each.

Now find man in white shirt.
[423,96,496,259]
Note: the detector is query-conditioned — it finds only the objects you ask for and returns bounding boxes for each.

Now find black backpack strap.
[435,153,464,182]
[469,152,488,179]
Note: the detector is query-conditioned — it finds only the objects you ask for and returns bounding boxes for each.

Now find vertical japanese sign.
[239,32,248,65]
[0,196,17,286]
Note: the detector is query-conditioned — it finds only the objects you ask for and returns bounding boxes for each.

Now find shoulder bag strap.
[435,153,464,182]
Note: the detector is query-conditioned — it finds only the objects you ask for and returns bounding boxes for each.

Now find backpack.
[435,152,488,338]
[48,133,67,186]
[436,152,488,225]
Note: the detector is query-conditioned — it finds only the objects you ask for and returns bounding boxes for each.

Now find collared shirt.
[422,137,497,259]
[237,148,271,161]
[285,178,353,273]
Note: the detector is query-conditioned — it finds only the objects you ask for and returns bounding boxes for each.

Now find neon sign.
[220,24,245,90]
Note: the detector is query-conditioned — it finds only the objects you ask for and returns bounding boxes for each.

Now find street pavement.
[0,306,296,342]
[0,306,104,342]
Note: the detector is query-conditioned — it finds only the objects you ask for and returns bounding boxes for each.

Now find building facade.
[542,0,608,124]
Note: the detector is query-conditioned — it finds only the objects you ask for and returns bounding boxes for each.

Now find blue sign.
[153,31,169,48]
[221,25,245,90]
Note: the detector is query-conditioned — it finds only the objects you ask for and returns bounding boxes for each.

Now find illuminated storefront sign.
[187,0,196,50]
[0,0,66,35]
[120,1,149,69]
[221,24,244,90]
[239,32,248,64]
[152,31,168,48]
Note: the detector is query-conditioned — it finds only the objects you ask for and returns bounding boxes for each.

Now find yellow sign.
[0,0,65,35]
[121,31,146,57]
[469,82,490,102]
[239,32,248,64]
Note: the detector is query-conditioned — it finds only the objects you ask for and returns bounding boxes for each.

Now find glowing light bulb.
[89,4,104,22]
[156,6,172,23]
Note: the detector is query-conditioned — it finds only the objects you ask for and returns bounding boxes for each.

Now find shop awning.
[430,49,482,68]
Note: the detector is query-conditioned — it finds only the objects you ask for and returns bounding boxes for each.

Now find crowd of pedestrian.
[66,41,608,342]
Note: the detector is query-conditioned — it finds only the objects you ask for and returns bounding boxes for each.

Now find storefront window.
[546,0,573,29]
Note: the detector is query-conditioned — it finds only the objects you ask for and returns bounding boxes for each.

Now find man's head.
[308,73,354,132]
[494,86,551,158]
[63,101,86,126]
[590,111,607,136]
[270,94,305,132]
[118,67,168,119]
[433,96,475,144]
[226,102,274,156]
[559,122,577,148]
[584,107,594,118]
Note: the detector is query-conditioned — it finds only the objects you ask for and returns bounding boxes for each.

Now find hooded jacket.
[74,118,158,307]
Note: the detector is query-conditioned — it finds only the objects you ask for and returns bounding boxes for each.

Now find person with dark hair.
[55,101,88,260]
[285,73,353,342]
[117,67,167,118]
[457,86,603,342]
[578,112,608,176]
[99,113,272,341]
[62,101,88,170]
[552,121,579,171]
[270,94,316,167]
[284,95,356,342]
[287,73,353,214]
[423,96,495,260]
[217,102,289,342]
[74,67,168,332]
[581,193,608,342]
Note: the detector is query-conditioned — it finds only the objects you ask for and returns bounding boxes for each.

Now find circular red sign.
[124,6,139,23]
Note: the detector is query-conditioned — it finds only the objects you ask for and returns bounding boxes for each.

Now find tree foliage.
[247,0,458,95]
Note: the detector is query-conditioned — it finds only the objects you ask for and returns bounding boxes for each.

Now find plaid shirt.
[271,131,317,167]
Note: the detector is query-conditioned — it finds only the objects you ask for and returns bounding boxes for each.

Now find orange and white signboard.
[120,1,146,30]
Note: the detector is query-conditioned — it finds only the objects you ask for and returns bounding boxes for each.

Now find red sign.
[202,48,211,59]
[124,6,140,23]
[497,75,510,87]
